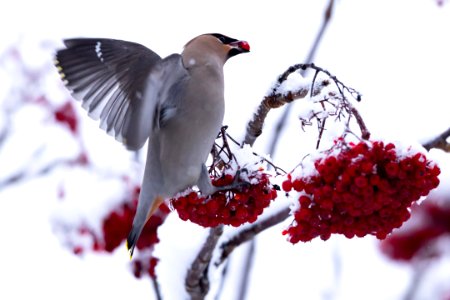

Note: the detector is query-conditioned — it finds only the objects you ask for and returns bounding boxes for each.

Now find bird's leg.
[197,164,217,196]
[216,169,251,192]
[197,164,249,196]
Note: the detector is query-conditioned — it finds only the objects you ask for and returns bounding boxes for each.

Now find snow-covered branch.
[244,63,366,147]
[185,225,224,300]
[244,69,326,146]
[423,127,450,152]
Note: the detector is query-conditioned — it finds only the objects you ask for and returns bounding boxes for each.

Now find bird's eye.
[218,36,226,43]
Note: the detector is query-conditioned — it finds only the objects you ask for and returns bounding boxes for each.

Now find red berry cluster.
[282,141,440,243]
[132,256,159,279]
[54,101,78,134]
[172,171,278,227]
[72,186,170,278]
[381,201,450,261]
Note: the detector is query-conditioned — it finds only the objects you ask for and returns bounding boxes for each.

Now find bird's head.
[182,33,250,66]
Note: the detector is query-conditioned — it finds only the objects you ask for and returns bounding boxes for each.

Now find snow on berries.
[171,171,278,228]
[282,140,441,244]
[58,184,169,279]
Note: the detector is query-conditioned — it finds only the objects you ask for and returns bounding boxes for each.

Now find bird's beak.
[229,40,250,53]
[226,40,250,58]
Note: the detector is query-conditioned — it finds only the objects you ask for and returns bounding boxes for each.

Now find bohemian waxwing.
[54,33,250,257]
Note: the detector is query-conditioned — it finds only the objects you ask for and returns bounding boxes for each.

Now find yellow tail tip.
[126,241,133,260]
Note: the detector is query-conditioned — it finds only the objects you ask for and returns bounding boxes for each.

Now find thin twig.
[348,101,370,140]
[151,276,163,300]
[316,117,326,149]
[215,126,287,175]
[0,150,86,190]
[260,158,287,175]
[216,207,291,266]
[237,240,255,300]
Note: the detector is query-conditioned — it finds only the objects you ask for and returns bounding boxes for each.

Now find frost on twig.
[243,63,367,147]
[210,126,287,176]
[244,67,325,147]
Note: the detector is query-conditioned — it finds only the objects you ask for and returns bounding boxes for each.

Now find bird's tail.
[126,195,164,259]
[126,230,140,259]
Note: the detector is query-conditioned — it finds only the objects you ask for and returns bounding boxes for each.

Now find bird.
[54,33,250,257]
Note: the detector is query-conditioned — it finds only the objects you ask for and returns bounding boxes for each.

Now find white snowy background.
[1,0,450,299]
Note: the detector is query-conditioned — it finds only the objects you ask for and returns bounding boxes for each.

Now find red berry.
[292,179,305,191]
[299,195,312,207]
[282,179,292,192]
[354,176,368,188]
[54,102,78,134]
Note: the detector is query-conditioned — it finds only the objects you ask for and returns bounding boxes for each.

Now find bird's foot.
[213,169,251,193]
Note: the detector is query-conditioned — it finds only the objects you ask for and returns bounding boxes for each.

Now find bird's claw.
[214,169,250,193]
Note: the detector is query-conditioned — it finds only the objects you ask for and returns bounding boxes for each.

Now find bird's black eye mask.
[210,33,238,45]
[209,33,250,59]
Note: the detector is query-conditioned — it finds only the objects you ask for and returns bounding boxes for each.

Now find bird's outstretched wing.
[55,38,163,150]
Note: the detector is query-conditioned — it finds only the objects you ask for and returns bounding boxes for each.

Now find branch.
[347,100,370,140]
[185,225,224,300]
[244,62,365,148]
[422,127,450,152]
[0,150,86,189]
[244,78,327,146]
[216,206,290,266]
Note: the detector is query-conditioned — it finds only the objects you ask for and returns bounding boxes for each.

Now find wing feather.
[55,38,162,149]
